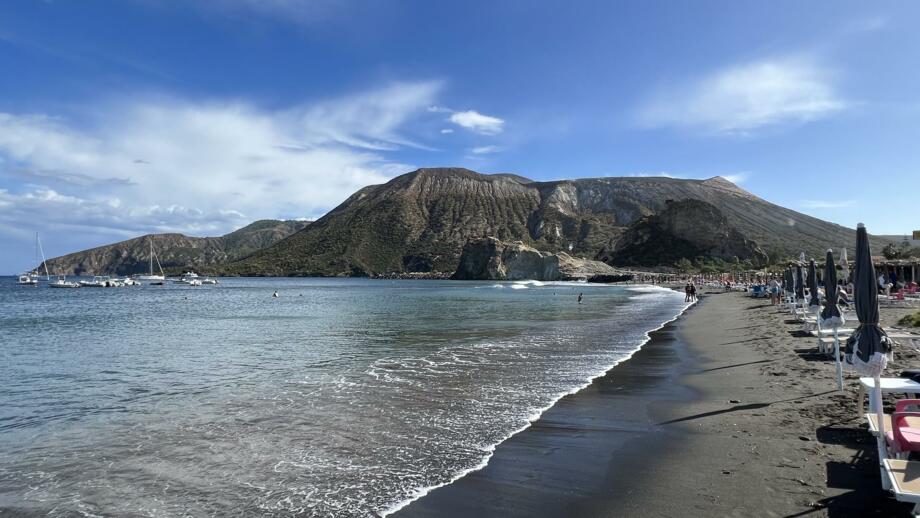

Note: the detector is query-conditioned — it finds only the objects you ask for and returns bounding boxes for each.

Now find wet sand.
[398,291,920,517]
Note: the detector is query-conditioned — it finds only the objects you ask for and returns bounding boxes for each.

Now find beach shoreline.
[398,290,918,517]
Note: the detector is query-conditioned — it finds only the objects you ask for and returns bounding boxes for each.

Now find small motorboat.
[81,276,111,287]
[119,277,140,286]
[49,276,80,288]
[200,278,219,285]
[18,273,39,286]
[188,279,202,286]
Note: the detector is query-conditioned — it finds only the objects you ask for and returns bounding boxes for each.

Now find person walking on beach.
[684,283,691,302]
[577,292,583,304]
[690,283,697,301]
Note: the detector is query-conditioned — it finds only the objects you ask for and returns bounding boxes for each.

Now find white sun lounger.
[857,377,920,419]
[883,459,920,515]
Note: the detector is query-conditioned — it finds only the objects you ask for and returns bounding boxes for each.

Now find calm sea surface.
[0,277,687,517]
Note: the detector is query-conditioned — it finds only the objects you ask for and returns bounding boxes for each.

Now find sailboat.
[136,237,166,281]
[18,233,51,285]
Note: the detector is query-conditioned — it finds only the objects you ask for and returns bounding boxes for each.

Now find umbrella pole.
[875,375,891,490]
[833,327,842,391]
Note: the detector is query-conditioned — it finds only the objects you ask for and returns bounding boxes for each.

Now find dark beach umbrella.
[821,249,845,390]
[844,224,892,462]
[784,268,794,312]
[821,251,844,328]
[807,259,821,312]
[795,265,806,301]
[845,224,892,374]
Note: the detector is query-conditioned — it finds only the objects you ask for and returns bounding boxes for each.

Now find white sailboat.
[18,233,51,285]
[136,237,166,281]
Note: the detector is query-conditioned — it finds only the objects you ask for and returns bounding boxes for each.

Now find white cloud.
[470,145,502,155]
[639,57,845,135]
[801,199,855,209]
[449,110,504,135]
[0,82,438,242]
[440,128,454,134]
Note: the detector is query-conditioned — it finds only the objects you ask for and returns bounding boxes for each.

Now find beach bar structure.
[873,257,920,284]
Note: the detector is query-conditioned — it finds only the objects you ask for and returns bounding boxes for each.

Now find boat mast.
[36,233,50,280]
[149,237,154,276]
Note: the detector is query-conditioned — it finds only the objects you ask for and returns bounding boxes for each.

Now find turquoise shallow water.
[0,277,687,517]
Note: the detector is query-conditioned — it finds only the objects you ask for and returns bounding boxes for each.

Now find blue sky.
[1,1,918,273]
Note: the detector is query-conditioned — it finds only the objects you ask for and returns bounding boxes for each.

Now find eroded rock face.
[222,167,879,276]
[452,237,618,280]
[601,199,769,267]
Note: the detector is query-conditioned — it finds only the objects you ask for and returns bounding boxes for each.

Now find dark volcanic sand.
[398,291,919,517]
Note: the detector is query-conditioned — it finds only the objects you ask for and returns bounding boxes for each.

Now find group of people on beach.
[683,282,697,302]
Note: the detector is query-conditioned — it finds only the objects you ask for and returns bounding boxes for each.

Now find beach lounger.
[857,377,920,419]
[883,459,920,515]
[864,412,920,436]
[883,400,920,458]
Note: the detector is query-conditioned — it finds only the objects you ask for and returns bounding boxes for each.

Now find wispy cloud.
[439,128,454,134]
[470,145,502,154]
[0,82,439,240]
[639,56,845,135]
[801,199,855,209]
[449,110,504,135]
[428,105,505,135]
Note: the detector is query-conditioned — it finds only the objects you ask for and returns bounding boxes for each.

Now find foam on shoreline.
[381,286,696,516]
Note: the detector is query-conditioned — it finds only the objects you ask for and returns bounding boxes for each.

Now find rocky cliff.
[219,167,882,276]
[600,199,769,267]
[44,219,309,276]
[452,237,619,281]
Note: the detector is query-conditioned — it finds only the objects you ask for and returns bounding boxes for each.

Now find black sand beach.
[398,290,919,517]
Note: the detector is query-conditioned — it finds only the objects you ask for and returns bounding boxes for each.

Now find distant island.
[43,220,309,276]
[44,167,888,278]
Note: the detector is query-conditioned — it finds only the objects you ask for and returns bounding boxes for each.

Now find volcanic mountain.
[217,168,876,276]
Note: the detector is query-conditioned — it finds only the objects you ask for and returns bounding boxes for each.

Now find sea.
[0,277,689,517]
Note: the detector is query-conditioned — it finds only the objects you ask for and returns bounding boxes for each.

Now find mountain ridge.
[217,167,883,276]
[43,219,310,276]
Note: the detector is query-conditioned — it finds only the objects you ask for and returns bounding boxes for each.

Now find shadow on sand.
[657,390,837,426]
[783,424,913,517]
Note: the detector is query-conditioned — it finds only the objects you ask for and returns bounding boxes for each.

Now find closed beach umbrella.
[795,265,806,302]
[808,259,821,312]
[840,248,850,284]
[784,268,795,312]
[821,249,845,390]
[845,224,892,469]
[821,251,844,327]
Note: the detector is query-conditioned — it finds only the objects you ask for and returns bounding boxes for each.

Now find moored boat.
[136,237,166,281]
[18,273,39,286]
[49,276,80,288]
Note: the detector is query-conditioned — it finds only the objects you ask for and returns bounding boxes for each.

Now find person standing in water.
[272,291,279,298]
[577,292,583,304]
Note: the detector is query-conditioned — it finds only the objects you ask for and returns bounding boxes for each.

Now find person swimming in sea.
[272,291,279,298]
[577,292,583,304]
